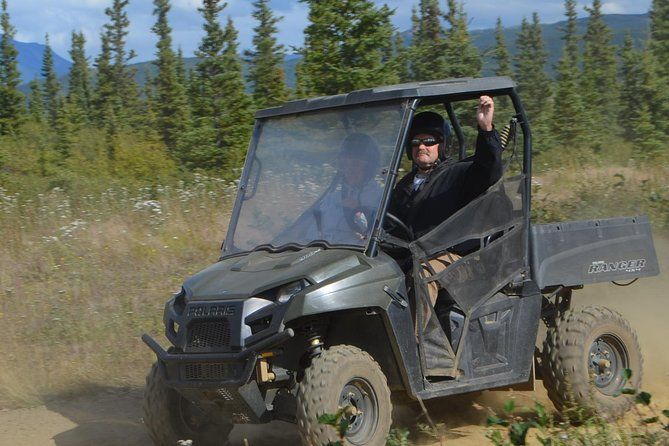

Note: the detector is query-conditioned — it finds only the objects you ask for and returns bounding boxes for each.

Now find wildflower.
[133,200,162,214]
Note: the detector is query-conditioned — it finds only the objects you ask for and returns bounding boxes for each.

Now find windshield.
[224,102,406,254]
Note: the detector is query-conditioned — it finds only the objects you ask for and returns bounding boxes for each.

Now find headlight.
[276,279,308,303]
[173,287,186,314]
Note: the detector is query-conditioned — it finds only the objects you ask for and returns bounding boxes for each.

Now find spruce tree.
[552,0,587,148]
[393,31,411,83]
[139,68,159,140]
[493,17,511,77]
[649,0,669,79]
[514,13,551,151]
[297,0,397,96]
[0,0,23,134]
[143,69,155,106]
[27,79,44,123]
[619,38,665,155]
[218,17,254,170]
[67,31,92,125]
[581,0,618,140]
[53,98,74,160]
[102,0,141,129]
[629,102,663,156]
[408,0,446,81]
[492,17,513,116]
[92,32,117,158]
[41,34,61,127]
[184,0,253,172]
[93,32,114,126]
[190,0,226,119]
[152,0,189,155]
[514,14,550,127]
[443,0,481,78]
[244,0,288,109]
[619,35,640,141]
[176,47,187,87]
[637,47,669,152]
[647,0,669,138]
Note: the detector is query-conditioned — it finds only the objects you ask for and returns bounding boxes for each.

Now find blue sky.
[8,0,652,63]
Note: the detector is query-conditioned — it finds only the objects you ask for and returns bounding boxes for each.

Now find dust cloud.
[576,235,669,404]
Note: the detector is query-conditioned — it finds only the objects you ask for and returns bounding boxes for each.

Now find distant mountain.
[18,12,650,92]
[0,37,73,83]
[472,13,650,76]
[127,53,302,91]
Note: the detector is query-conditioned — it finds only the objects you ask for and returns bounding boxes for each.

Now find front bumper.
[142,328,294,388]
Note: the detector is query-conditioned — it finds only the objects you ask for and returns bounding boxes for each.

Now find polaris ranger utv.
[142,77,660,446]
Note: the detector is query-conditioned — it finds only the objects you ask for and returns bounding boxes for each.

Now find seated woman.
[281,133,383,246]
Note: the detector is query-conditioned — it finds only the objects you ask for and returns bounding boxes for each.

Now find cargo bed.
[531,216,660,290]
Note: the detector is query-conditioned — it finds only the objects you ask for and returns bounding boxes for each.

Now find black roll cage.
[223,77,533,269]
[370,86,532,263]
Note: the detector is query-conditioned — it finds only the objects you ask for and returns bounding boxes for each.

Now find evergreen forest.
[0,0,665,190]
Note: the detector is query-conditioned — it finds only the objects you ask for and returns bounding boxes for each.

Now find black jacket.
[388,128,503,240]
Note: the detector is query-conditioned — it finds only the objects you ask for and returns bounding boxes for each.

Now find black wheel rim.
[338,378,379,445]
[588,334,629,396]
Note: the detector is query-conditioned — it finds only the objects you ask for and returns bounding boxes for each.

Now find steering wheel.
[384,212,413,240]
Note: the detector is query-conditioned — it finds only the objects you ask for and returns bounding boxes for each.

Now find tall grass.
[0,174,235,407]
[532,145,669,228]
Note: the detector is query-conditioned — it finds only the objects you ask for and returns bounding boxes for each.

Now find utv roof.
[256,76,516,119]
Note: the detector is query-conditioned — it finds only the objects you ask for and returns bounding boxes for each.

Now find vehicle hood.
[182,248,367,301]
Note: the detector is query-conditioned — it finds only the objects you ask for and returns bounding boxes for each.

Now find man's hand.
[476,95,494,131]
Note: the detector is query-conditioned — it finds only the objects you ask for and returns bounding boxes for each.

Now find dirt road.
[1,239,666,446]
[0,385,531,445]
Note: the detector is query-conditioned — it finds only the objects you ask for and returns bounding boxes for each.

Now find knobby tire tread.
[541,305,643,420]
[296,345,392,446]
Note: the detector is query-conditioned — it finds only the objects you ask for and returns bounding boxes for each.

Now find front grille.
[182,362,239,381]
[186,319,231,352]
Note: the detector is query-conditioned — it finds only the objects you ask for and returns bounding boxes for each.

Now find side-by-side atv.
[142,77,660,446]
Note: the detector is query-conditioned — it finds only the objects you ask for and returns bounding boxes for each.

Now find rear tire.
[541,306,642,420]
[143,362,233,446]
[296,345,392,446]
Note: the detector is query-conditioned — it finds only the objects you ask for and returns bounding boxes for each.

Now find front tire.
[143,362,233,446]
[541,306,643,420]
[297,345,392,446]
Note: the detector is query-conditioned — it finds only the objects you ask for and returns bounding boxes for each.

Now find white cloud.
[378,0,651,32]
[64,0,109,6]
[172,0,201,10]
[3,0,654,62]
[275,2,309,52]
[601,2,626,14]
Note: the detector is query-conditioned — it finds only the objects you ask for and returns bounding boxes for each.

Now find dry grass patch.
[0,176,234,408]
[533,162,669,227]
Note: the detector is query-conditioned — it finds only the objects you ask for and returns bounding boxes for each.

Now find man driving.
[388,95,504,307]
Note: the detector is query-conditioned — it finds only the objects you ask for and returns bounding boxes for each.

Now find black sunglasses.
[410,136,441,147]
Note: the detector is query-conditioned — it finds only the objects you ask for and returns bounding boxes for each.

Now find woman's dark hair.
[339,133,380,181]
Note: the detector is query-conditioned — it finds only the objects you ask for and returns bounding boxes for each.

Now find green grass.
[486,391,669,445]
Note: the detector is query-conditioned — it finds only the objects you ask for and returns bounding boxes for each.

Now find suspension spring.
[305,327,324,359]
